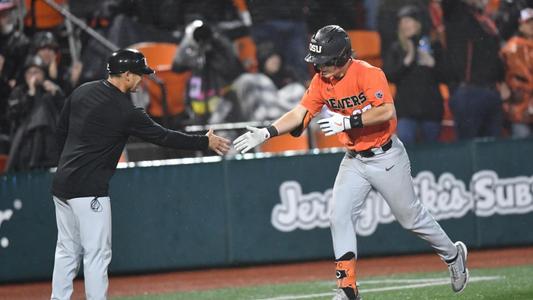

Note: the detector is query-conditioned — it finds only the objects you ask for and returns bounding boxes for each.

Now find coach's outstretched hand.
[233,126,270,153]
[206,129,231,155]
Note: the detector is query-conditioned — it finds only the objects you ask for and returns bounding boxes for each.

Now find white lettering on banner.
[271,181,331,232]
[271,171,533,235]
[0,209,13,229]
[0,199,23,249]
[471,170,533,217]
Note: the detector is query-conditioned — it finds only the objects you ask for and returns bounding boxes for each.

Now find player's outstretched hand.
[206,129,231,155]
[317,110,351,136]
[233,126,270,153]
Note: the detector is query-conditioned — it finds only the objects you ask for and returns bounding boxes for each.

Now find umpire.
[50,48,230,300]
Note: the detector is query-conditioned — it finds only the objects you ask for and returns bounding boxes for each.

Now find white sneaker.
[332,288,361,300]
[447,241,470,293]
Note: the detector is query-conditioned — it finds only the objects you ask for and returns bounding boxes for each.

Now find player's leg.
[51,196,83,300]
[330,155,371,300]
[367,136,468,292]
[69,196,112,300]
[367,137,456,258]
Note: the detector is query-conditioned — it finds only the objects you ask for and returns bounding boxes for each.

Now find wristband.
[349,114,363,128]
[266,125,279,138]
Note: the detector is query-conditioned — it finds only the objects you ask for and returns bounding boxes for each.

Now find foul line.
[254,276,502,300]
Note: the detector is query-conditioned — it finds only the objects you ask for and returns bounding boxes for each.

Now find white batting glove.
[233,126,270,153]
[317,110,351,136]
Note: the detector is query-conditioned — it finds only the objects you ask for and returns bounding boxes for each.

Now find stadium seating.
[130,42,191,118]
[348,30,382,67]
[24,0,65,29]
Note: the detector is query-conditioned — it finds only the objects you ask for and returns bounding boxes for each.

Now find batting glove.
[233,126,270,153]
[317,110,351,136]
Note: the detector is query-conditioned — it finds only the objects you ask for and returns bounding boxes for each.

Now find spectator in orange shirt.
[500,7,533,138]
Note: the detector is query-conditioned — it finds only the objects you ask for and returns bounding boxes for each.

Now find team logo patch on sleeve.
[375,90,384,99]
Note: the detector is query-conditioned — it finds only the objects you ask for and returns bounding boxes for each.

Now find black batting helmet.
[107,48,154,75]
[305,25,352,67]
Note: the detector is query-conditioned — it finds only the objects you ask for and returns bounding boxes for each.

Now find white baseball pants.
[51,196,112,300]
[330,136,457,261]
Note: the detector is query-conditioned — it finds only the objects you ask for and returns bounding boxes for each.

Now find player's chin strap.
[336,252,359,299]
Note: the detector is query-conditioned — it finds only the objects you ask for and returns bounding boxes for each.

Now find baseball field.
[2,246,532,299]
[116,265,533,300]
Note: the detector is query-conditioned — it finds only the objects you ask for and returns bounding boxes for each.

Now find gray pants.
[330,136,457,261]
[51,196,112,300]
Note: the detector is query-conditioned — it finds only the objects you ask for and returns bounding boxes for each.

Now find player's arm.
[233,104,309,153]
[272,104,309,135]
[126,108,230,154]
[360,102,396,126]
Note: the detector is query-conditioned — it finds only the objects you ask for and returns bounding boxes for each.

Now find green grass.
[114,265,533,300]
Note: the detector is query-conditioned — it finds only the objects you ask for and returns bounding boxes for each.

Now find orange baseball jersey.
[300,59,397,151]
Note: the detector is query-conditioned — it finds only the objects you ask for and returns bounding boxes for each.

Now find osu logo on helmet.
[309,43,322,53]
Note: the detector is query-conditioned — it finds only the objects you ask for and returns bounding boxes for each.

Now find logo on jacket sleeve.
[375,90,384,99]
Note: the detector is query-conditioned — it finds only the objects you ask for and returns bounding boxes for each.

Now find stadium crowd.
[0,0,532,172]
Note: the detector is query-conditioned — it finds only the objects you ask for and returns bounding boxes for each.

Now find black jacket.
[442,0,504,89]
[383,38,447,121]
[52,80,208,199]
[6,85,65,171]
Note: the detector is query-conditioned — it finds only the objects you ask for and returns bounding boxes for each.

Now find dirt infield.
[2,246,533,299]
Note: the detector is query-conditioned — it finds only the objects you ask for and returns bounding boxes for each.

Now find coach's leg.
[330,154,371,299]
[70,197,112,300]
[368,137,457,260]
[51,196,83,300]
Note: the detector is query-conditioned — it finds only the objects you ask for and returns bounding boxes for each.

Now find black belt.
[348,139,393,158]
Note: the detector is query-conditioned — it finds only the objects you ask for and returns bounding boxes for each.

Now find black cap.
[32,31,59,51]
[397,5,422,21]
[23,55,47,72]
[107,48,154,75]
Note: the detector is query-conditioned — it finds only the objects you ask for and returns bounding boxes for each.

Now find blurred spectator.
[0,0,29,154]
[182,0,258,72]
[5,55,65,172]
[383,5,447,144]
[247,0,310,82]
[307,0,364,32]
[231,42,305,123]
[378,0,431,58]
[494,0,533,41]
[30,31,83,94]
[500,7,533,138]
[0,0,29,82]
[257,42,299,89]
[442,0,505,139]
[172,20,245,125]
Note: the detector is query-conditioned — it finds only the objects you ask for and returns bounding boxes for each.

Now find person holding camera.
[383,5,448,144]
[5,55,64,171]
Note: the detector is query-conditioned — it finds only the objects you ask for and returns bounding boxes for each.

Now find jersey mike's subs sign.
[271,170,533,236]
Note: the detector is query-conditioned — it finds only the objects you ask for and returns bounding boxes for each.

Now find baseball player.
[50,48,230,300]
[233,25,469,300]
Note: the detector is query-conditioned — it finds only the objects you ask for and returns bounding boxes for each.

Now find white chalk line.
[254,276,502,300]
